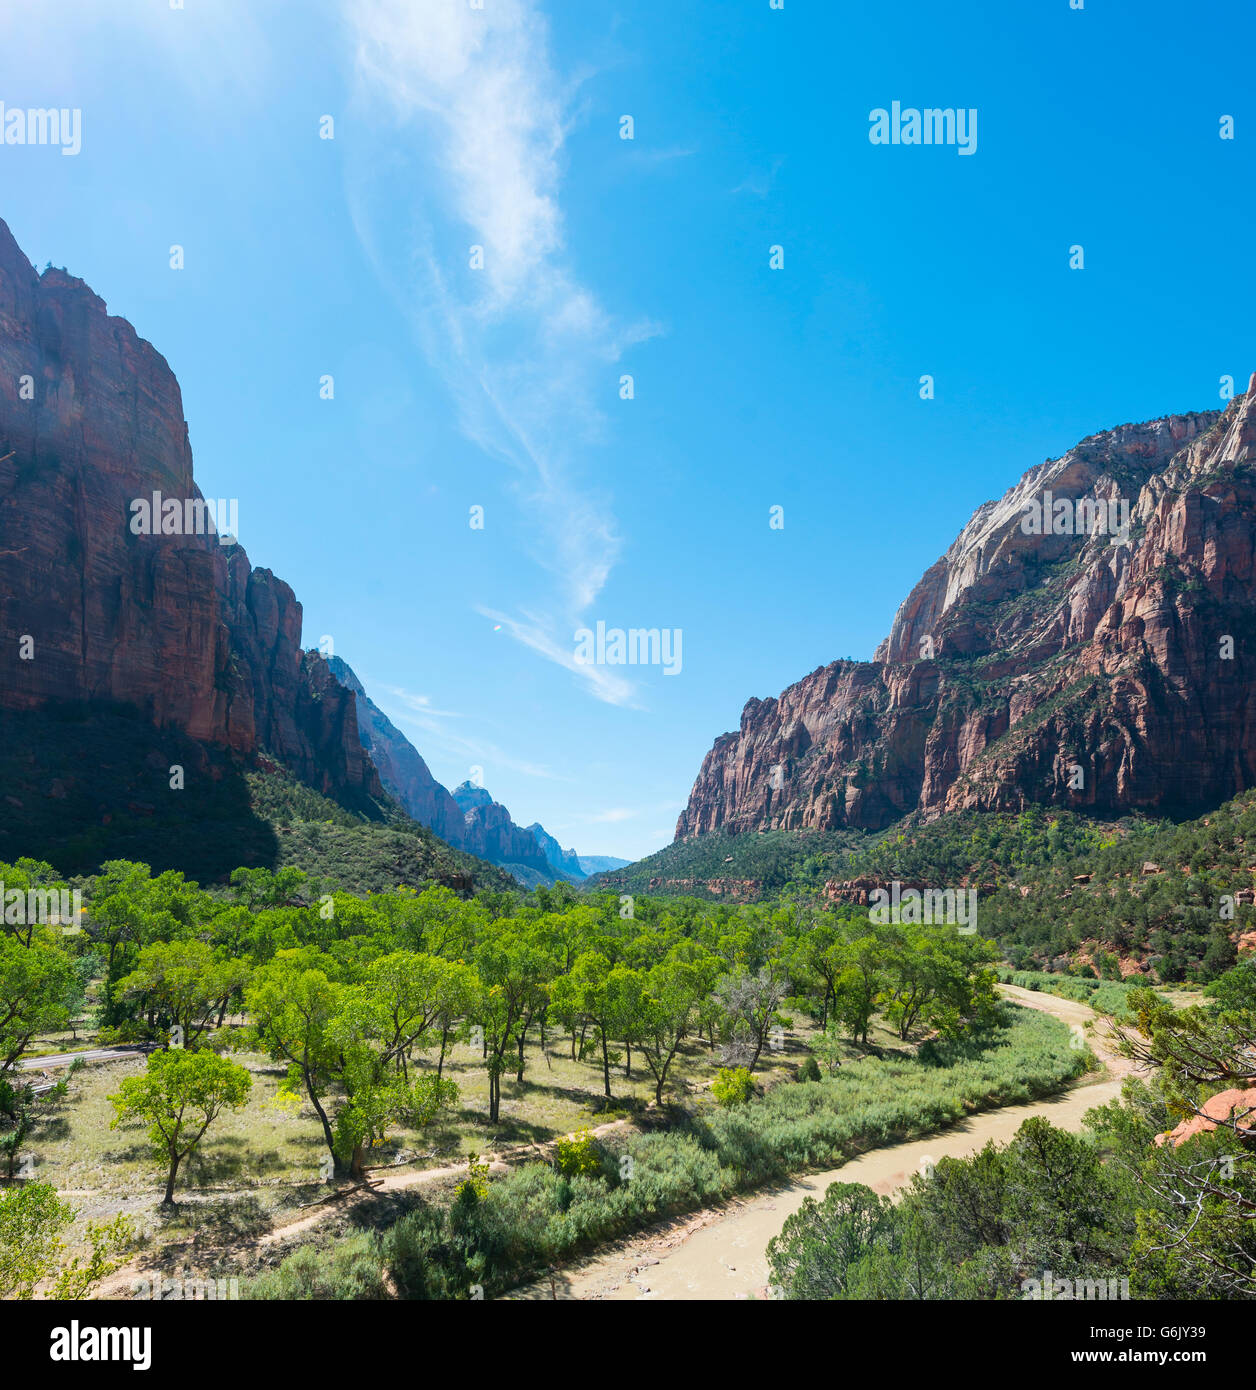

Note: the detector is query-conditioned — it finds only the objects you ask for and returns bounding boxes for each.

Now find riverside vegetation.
[2,834,1252,1301]
[1,853,1089,1299]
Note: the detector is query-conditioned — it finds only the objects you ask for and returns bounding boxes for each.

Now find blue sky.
[1,0,1252,860]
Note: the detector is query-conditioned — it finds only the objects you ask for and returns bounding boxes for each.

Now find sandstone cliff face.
[678,390,1256,838]
[0,220,378,800]
[326,658,465,841]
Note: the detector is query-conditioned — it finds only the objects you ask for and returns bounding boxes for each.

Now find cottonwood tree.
[247,952,458,1177]
[0,934,74,1073]
[116,939,249,1044]
[549,951,622,1099]
[323,985,457,1177]
[87,861,214,1019]
[638,959,705,1104]
[473,928,553,1120]
[247,954,344,1164]
[109,1048,252,1205]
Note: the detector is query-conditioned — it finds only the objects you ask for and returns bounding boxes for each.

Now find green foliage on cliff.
[0,705,512,895]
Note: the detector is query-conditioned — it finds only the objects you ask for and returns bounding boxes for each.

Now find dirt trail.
[91,1117,630,1298]
[511,986,1139,1301]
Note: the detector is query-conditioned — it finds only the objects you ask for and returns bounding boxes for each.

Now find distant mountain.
[326,657,466,848]
[577,854,631,876]
[324,667,617,890]
[323,660,563,886]
[527,823,585,880]
[450,780,560,883]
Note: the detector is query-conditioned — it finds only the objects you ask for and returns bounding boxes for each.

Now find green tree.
[472,928,552,1121]
[767,1182,897,1299]
[247,953,344,1166]
[116,939,248,1045]
[0,934,75,1073]
[109,1048,252,1204]
[549,951,620,1100]
[0,1182,73,1297]
[0,1182,127,1299]
[638,958,703,1104]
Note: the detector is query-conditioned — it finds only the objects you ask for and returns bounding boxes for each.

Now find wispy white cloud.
[477,606,639,709]
[343,0,657,698]
[373,679,568,783]
[732,157,784,198]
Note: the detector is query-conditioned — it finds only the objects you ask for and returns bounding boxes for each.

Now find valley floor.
[508,985,1137,1300]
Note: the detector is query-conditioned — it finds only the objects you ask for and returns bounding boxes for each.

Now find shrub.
[244,1231,390,1300]
[552,1128,602,1179]
[453,1152,491,1203]
[797,1056,822,1082]
[712,1067,755,1108]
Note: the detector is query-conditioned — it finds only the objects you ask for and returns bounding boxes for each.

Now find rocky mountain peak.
[677,385,1256,839]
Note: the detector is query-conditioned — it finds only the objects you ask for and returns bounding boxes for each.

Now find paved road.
[16,1043,154,1072]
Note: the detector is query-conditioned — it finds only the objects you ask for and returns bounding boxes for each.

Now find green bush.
[245,1232,390,1300]
[552,1128,602,1179]
[712,1067,755,1108]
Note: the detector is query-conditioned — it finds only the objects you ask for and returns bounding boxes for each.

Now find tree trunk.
[163,1152,181,1206]
[304,1069,338,1174]
[600,1030,611,1099]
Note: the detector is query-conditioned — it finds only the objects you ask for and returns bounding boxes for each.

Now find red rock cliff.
[0,219,379,800]
[678,389,1256,837]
